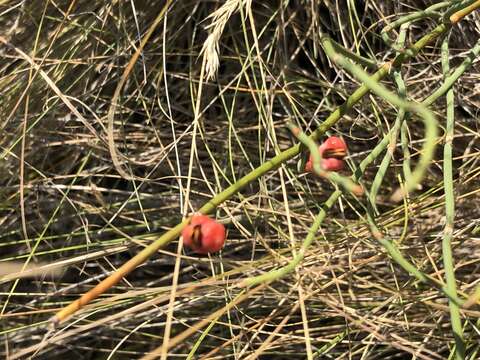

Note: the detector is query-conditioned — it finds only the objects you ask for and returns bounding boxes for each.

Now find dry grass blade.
[200,0,252,80]
[1,1,480,359]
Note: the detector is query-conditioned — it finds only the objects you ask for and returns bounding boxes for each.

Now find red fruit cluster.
[305,136,347,173]
[181,214,226,254]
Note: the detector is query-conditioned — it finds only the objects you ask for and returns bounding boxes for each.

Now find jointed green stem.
[52,3,480,323]
[424,37,480,107]
[322,37,438,202]
[321,31,471,307]
[381,1,451,51]
[400,120,413,189]
[441,35,465,360]
[241,192,337,287]
[243,123,401,287]
[286,123,363,196]
[243,29,472,302]
[370,25,408,213]
[322,37,378,69]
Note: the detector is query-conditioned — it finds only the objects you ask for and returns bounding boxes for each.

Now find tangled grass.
[1,0,480,359]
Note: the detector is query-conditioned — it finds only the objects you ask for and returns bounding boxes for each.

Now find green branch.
[441,35,465,360]
[51,3,479,323]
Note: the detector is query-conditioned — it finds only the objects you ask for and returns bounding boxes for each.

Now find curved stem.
[322,37,438,202]
[50,3,480,324]
[287,123,363,196]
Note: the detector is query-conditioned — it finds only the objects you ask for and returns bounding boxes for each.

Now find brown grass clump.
[1,1,480,359]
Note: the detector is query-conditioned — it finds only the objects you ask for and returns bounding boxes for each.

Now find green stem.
[369,25,408,212]
[241,192,337,287]
[441,35,465,360]
[324,37,378,68]
[424,37,480,107]
[287,123,363,196]
[381,1,451,51]
[52,4,477,322]
[401,120,413,190]
[243,126,396,287]
[227,21,479,291]
[322,37,438,202]
[243,29,474,302]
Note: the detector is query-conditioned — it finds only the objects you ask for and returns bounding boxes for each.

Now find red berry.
[320,157,345,171]
[182,214,226,254]
[319,136,347,159]
[304,156,314,173]
[304,136,347,173]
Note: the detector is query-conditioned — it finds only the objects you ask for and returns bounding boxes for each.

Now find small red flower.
[181,214,226,254]
[305,136,347,172]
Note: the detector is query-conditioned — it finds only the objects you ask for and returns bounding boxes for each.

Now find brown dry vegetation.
[1,1,480,359]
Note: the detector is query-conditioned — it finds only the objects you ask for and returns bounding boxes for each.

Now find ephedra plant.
[1,1,480,359]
